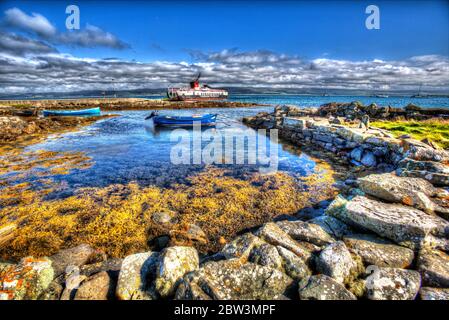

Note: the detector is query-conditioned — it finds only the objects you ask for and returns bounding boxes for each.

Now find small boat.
[146,112,217,127]
[42,107,101,117]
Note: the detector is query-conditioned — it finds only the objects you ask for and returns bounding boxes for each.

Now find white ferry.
[167,73,228,101]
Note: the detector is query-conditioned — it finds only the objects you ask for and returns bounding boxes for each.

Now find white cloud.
[2,8,129,49]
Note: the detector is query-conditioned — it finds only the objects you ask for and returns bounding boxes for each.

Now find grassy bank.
[371,119,449,149]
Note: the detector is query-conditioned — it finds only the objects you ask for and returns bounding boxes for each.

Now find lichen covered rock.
[365,267,421,300]
[417,249,449,287]
[74,271,112,300]
[298,274,357,300]
[0,257,54,300]
[220,233,264,261]
[116,251,159,300]
[175,259,294,300]
[276,220,335,246]
[316,241,360,284]
[155,246,199,298]
[343,234,414,268]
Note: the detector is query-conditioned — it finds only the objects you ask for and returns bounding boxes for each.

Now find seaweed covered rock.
[365,267,421,300]
[276,220,335,246]
[175,259,294,300]
[419,287,449,300]
[326,195,449,250]
[417,249,449,288]
[0,257,54,300]
[316,241,360,284]
[343,234,414,268]
[116,251,159,300]
[298,274,357,300]
[155,246,199,298]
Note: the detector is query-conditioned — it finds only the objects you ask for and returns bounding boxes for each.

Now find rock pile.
[1,172,448,300]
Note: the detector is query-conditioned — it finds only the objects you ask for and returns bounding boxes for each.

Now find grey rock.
[298,275,357,300]
[326,195,449,250]
[276,246,311,281]
[343,234,414,268]
[358,173,449,216]
[365,267,421,300]
[419,287,449,300]
[350,148,363,162]
[308,214,353,239]
[155,246,199,298]
[361,151,377,167]
[276,220,335,246]
[255,222,312,262]
[220,233,264,261]
[116,251,159,300]
[316,241,359,284]
[175,259,294,300]
[249,243,283,270]
[417,249,449,287]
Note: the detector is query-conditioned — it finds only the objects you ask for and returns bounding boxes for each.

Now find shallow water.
[17,107,330,196]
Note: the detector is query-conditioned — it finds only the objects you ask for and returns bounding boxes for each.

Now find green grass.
[371,119,449,149]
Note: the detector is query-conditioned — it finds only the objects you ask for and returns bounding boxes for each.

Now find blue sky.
[0,0,448,93]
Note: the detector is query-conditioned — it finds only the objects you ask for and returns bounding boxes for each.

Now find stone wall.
[243,105,449,187]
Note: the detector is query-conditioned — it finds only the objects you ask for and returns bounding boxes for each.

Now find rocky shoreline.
[1,102,448,300]
[0,98,264,116]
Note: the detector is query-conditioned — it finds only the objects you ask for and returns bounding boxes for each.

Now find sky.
[0,0,448,94]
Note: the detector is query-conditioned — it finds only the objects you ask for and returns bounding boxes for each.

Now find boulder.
[358,173,449,216]
[276,246,311,281]
[249,243,283,270]
[350,148,363,162]
[255,223,312,262]
[116,251,159,300]
[417,249,449,287]
[155,246,199,298]
[298,275,357,300]
[74,271,112,300]
[419,287,449,300]
[175,259,294,300]
[308,214,353,239]
[361,151,377,167]
[365,267,421,300]
[276,220,335,246]
[343,234,414,268]
[220,233,264,261]
[316,241,360,284]
[326,195,449,250]
[49,244,99,277]
[0,257,54,300]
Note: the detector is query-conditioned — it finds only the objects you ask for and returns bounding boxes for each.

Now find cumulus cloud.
[2,8,129,49]
[0,38,448,95]
[4,7,56,37]
[0,32,56,56]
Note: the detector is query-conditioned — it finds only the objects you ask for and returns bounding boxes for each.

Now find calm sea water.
[18,107,329,196]
[138,94,449,108]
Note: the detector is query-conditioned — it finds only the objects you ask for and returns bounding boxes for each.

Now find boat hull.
[153,114,217,127]
[43,107,101,117]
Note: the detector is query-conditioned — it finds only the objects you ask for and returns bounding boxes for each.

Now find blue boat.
[146,112,218,127]
[42,107,101,117]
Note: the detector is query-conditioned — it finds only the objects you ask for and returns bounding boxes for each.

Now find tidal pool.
[0,107,338,259]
